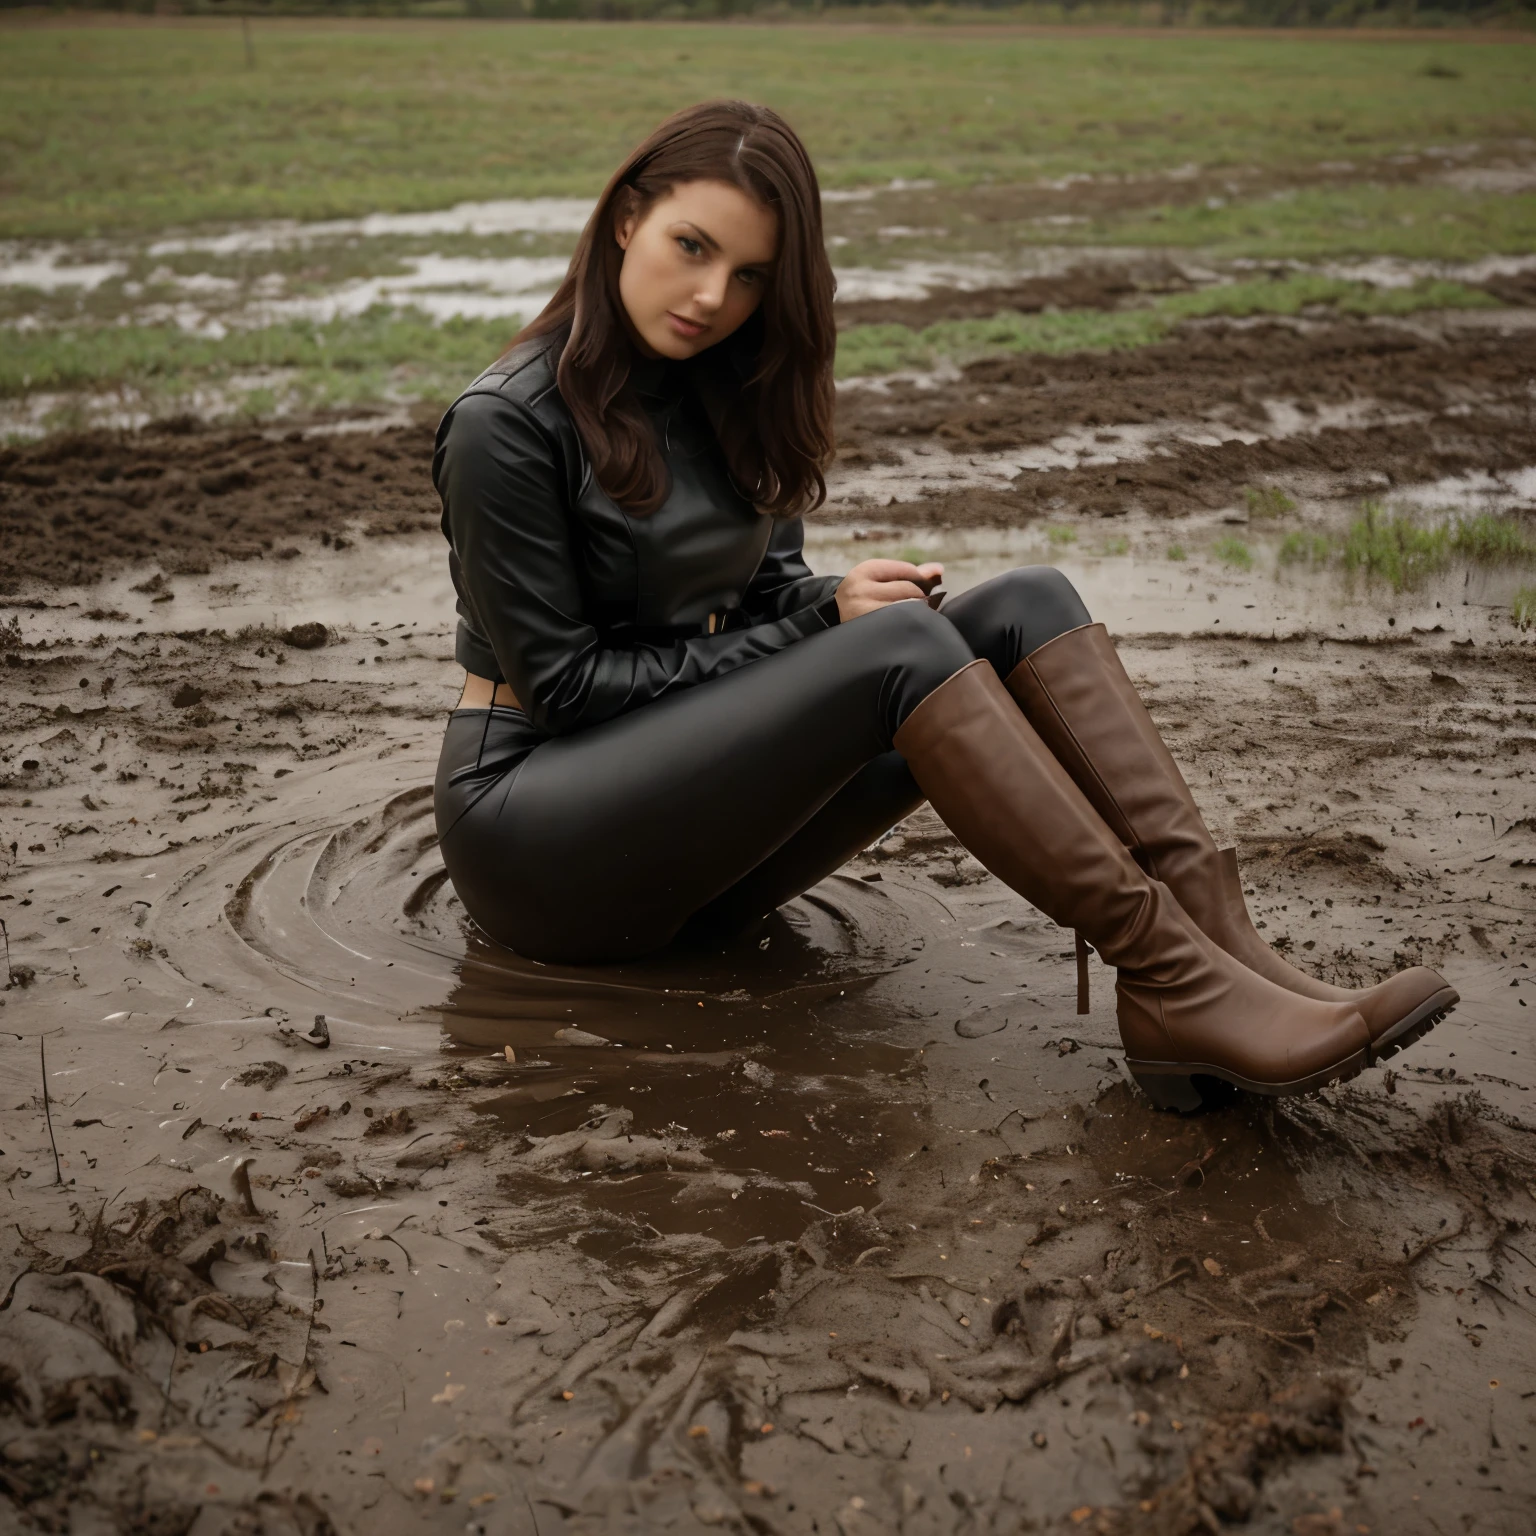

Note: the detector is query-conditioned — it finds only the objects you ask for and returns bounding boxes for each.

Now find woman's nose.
[693,268,729,314]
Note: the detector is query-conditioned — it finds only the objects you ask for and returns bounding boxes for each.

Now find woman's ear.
[613,188,637,251]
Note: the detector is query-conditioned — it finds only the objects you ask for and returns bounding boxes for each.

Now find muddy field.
[3,279,1536,1536]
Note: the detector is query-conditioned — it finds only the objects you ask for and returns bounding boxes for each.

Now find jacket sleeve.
[438,391,841,738]
[736,515,843,624]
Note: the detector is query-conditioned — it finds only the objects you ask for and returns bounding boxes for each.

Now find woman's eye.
[737,269,761,286]
[677,236,702,256]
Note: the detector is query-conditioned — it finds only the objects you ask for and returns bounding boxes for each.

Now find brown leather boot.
[893,660,1383,1110]
[1004,623,1456,1061]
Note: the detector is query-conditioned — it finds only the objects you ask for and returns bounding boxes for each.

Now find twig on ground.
[39,1035,62,1185]
[1405,1211,1470,1265]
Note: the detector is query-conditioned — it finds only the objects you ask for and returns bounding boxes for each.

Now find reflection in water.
[223,783,943,1247]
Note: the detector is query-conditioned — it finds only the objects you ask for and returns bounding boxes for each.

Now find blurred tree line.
[4,0,1530,21]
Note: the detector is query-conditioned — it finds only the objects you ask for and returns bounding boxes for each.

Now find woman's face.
[614,178,779,361]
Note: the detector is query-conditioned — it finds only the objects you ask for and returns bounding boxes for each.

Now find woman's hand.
[834,559,945,622]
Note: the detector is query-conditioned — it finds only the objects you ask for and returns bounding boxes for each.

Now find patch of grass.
[1513,586,1536,629]
[835,275,1495,379]
[834,309,1166,379]
[0,306,512,406]
[1099,535,1130,557]
[1212,535,1254,569]
[1342,503,1536,591]
[4,272,1521,413]
[1342,501,1450,589]
[1163,273,1497,323]
[897,546,930,565]
[1103,183,1536,264]
[1166,543,1186,561]
[1046,525,1078,548]
[1450,513,1536,564]
[2,22,1533,240]
[1278,529,1333,565]
[1244,483,1298,519]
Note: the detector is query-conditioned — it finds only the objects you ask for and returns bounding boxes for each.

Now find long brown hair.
[509,100,836,518]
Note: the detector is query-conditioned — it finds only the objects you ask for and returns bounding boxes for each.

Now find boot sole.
[1126,989,1459,1113]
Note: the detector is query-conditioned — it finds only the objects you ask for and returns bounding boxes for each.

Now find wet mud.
[834,319,1536,525]
[7,315,1535,592]
[3,288,1536,1534]
[0,419,441,591]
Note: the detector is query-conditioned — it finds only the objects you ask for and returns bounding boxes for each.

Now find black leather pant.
[434,565,1091,963]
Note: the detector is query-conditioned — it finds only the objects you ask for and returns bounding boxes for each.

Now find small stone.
[283,622,329,650]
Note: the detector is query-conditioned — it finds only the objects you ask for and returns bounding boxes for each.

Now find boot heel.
[1128,1067,1233,1114]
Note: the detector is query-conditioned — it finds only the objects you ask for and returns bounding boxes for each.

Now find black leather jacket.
[433,333,842,738]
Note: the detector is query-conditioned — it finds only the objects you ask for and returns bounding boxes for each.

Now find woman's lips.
[666,312,707,338]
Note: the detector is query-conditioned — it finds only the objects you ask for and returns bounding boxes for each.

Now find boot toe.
[1358,966,1458,1047]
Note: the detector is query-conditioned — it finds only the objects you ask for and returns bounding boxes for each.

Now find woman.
[432,101,1456,1112]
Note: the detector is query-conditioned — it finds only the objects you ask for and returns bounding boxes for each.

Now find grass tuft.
[1514,587,1536,629]
[1342,502,1451,590]
[1046,526,1078,548]
[1450,514,1536,564]
[1213,536,1254,569]
[1166,543,1186,561]
[1278,529,1333,566]
[1245,484,1298,520]
[1342,503,1536,592]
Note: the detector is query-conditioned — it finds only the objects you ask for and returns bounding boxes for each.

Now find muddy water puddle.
[135,760,1017,1252]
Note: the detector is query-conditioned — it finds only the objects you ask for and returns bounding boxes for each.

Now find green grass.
[1213,535,1254,568]
[835,308,1168,378]
[1244,483,1299,519]
[1341,502,1536,591]
[833,275,1492,379]
[0,267,1503,411]
[1046,525,1078,547]
[0,307,516,407]
[2,21,1534,240]
[1166,542,1186,561]
[1086,183,1536,263]
[1099,535,1130,556]
[1278,529,1333,565]
[1514,586,1536,628]
[1277,507,1536,589]
[1164,273,1499,322]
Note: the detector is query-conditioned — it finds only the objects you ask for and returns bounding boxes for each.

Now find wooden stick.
[39,1034,62,1185]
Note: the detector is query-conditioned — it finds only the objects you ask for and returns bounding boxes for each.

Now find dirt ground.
[2,289,1535,1535]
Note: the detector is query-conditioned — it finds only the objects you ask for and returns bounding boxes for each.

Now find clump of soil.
[0,418,439,591]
